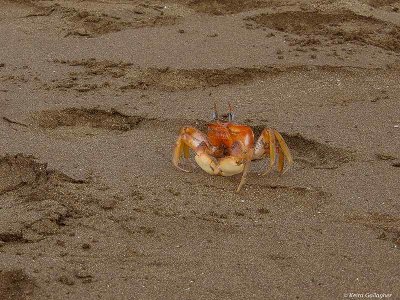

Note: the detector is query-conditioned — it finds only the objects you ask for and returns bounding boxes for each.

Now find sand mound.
[0,154,117,244]
[45,59,365,92]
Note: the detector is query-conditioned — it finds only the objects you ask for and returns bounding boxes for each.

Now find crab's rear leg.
[254,128,293,174]
[173,126,211,172]
[236,159,251,192]
[274,130,293,173]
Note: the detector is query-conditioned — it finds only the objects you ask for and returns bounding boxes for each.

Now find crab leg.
[254,128,293,174]
[268,129,276,169]
[277,147,285,173]
[274,131,293,169]
[174,137,190,161]
[231,141,254,192]
[236,159,251,192]
[172,126,209,172]
[254,129,275,175]
[182,142,190,159]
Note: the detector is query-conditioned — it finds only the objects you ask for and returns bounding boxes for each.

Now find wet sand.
[0,0,400,299]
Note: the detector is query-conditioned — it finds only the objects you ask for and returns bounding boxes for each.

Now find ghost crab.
[172,104,293,192]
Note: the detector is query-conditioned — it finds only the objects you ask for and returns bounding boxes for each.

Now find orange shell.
[207,122,254,150]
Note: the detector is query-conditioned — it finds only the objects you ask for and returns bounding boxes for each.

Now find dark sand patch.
[19,1,178,37]
[366,0,399,8]
[173,0,285,15]
[0,269,35,300]
[34,108,144,132]
[245,10,400,52]
[0,154,117,244]
[349,213,400,248]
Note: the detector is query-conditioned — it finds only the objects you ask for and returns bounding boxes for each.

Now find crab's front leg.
[226,140,254,192]
[254,128,293,174]
[172,126,214,172]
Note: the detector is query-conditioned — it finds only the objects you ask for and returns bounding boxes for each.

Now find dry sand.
[0,0,400,299]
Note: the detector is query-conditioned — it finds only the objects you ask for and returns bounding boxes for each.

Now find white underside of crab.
[195,153,244,176]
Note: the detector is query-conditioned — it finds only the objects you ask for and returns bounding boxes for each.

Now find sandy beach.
[0,0,400,299]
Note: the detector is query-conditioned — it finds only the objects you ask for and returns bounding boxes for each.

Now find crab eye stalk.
[212,102,219,120]
[227,102,234,122]
[212,111,218,120]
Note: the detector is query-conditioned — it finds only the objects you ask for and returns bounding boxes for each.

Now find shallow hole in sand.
[33,108,145,134]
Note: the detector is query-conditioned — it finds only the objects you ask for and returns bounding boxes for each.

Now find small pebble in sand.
[257,208,270,214]
[56,240,66,247]
[74,269,93,280]
[375,153,396,161]
[99,198,117,210]
[178,29,185,33]
[59,275,75,286]
[82,243,91,250]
